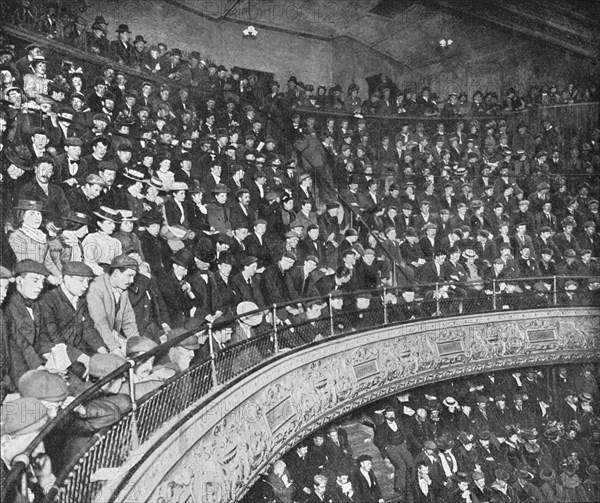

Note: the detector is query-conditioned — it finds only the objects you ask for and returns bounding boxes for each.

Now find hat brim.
[93,212,121,223]
[14,204,45,212]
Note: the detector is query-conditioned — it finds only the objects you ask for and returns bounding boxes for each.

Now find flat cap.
[109,254,139,270]
[166,328,201,350]
[89,353,126,378]
[18,369,69,402]
[14,260,50,276]
[62,261,94,277]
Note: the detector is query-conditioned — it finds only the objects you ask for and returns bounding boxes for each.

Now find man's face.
[93,141,109,157]
[35,162,53,184]
[112,268,136,291]
[65,144,81,159]
[79,181,99,200]
[255,223,266,236]
[215,193,228,204]
[64,274,91,298]
[218,262,232,278]
[99,169,116,186]
[7,90,22,106]
[18,273,45,299]
[280,257,295,271]
[33,133,48,150]
[118,150,132,164]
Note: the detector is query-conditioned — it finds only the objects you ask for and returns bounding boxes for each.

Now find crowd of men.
[259,364,600,503]
[0,5,600,503]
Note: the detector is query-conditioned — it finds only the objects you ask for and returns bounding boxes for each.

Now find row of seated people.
[259,364,599,503]
[4,8,600,114]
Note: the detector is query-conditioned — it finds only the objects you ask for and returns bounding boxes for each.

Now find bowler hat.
[115,24,131,33]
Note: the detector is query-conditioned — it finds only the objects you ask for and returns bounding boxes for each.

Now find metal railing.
[2,274,599,503]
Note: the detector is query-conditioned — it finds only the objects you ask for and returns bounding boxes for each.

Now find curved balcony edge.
[109,307,599,503]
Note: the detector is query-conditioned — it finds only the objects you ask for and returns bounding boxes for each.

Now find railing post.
[435,282,441,316]
[383,287,388,325]
[208,322,218,387]
[127,360,140,448]
[272,304,279,354]
[553,275,558,306]
[492,279,497,311]
[328,294,334,337]
[127,362,137,410]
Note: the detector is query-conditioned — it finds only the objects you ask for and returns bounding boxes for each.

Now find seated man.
[126,252,171,343]
[87,254,141,357]
[4,260,50,383]
[260,251,302,321]
[38,262,108,379]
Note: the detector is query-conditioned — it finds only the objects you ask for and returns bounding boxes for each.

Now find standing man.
[374,406,415,500]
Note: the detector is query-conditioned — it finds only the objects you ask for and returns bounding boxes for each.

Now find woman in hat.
[121,168,146,218]
[82,207,123,275]
[58,211,90,265]
[113,209,144,258]
[2,146,33,215]
[154,152,175,192]
[163,182,195,251]
[9,199,62,283]
[142,176,166,214]
[139,210,171,278]
[557,458,588,502]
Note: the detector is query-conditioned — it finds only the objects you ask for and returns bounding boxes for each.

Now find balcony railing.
[2,275,599,503]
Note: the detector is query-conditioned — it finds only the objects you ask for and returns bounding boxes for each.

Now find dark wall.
[84,0,599,100]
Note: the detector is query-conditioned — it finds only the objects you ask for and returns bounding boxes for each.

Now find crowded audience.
[0,4,599,502]
[250,364,600,503]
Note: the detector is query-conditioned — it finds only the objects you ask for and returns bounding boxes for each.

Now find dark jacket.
[4,291,45,382]
[18,181,71,222]
[38,286,106,362]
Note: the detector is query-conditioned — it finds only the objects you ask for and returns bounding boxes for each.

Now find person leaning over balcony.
[56,353,132,474]
[1,398,56,502]
[86,254,140,357]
